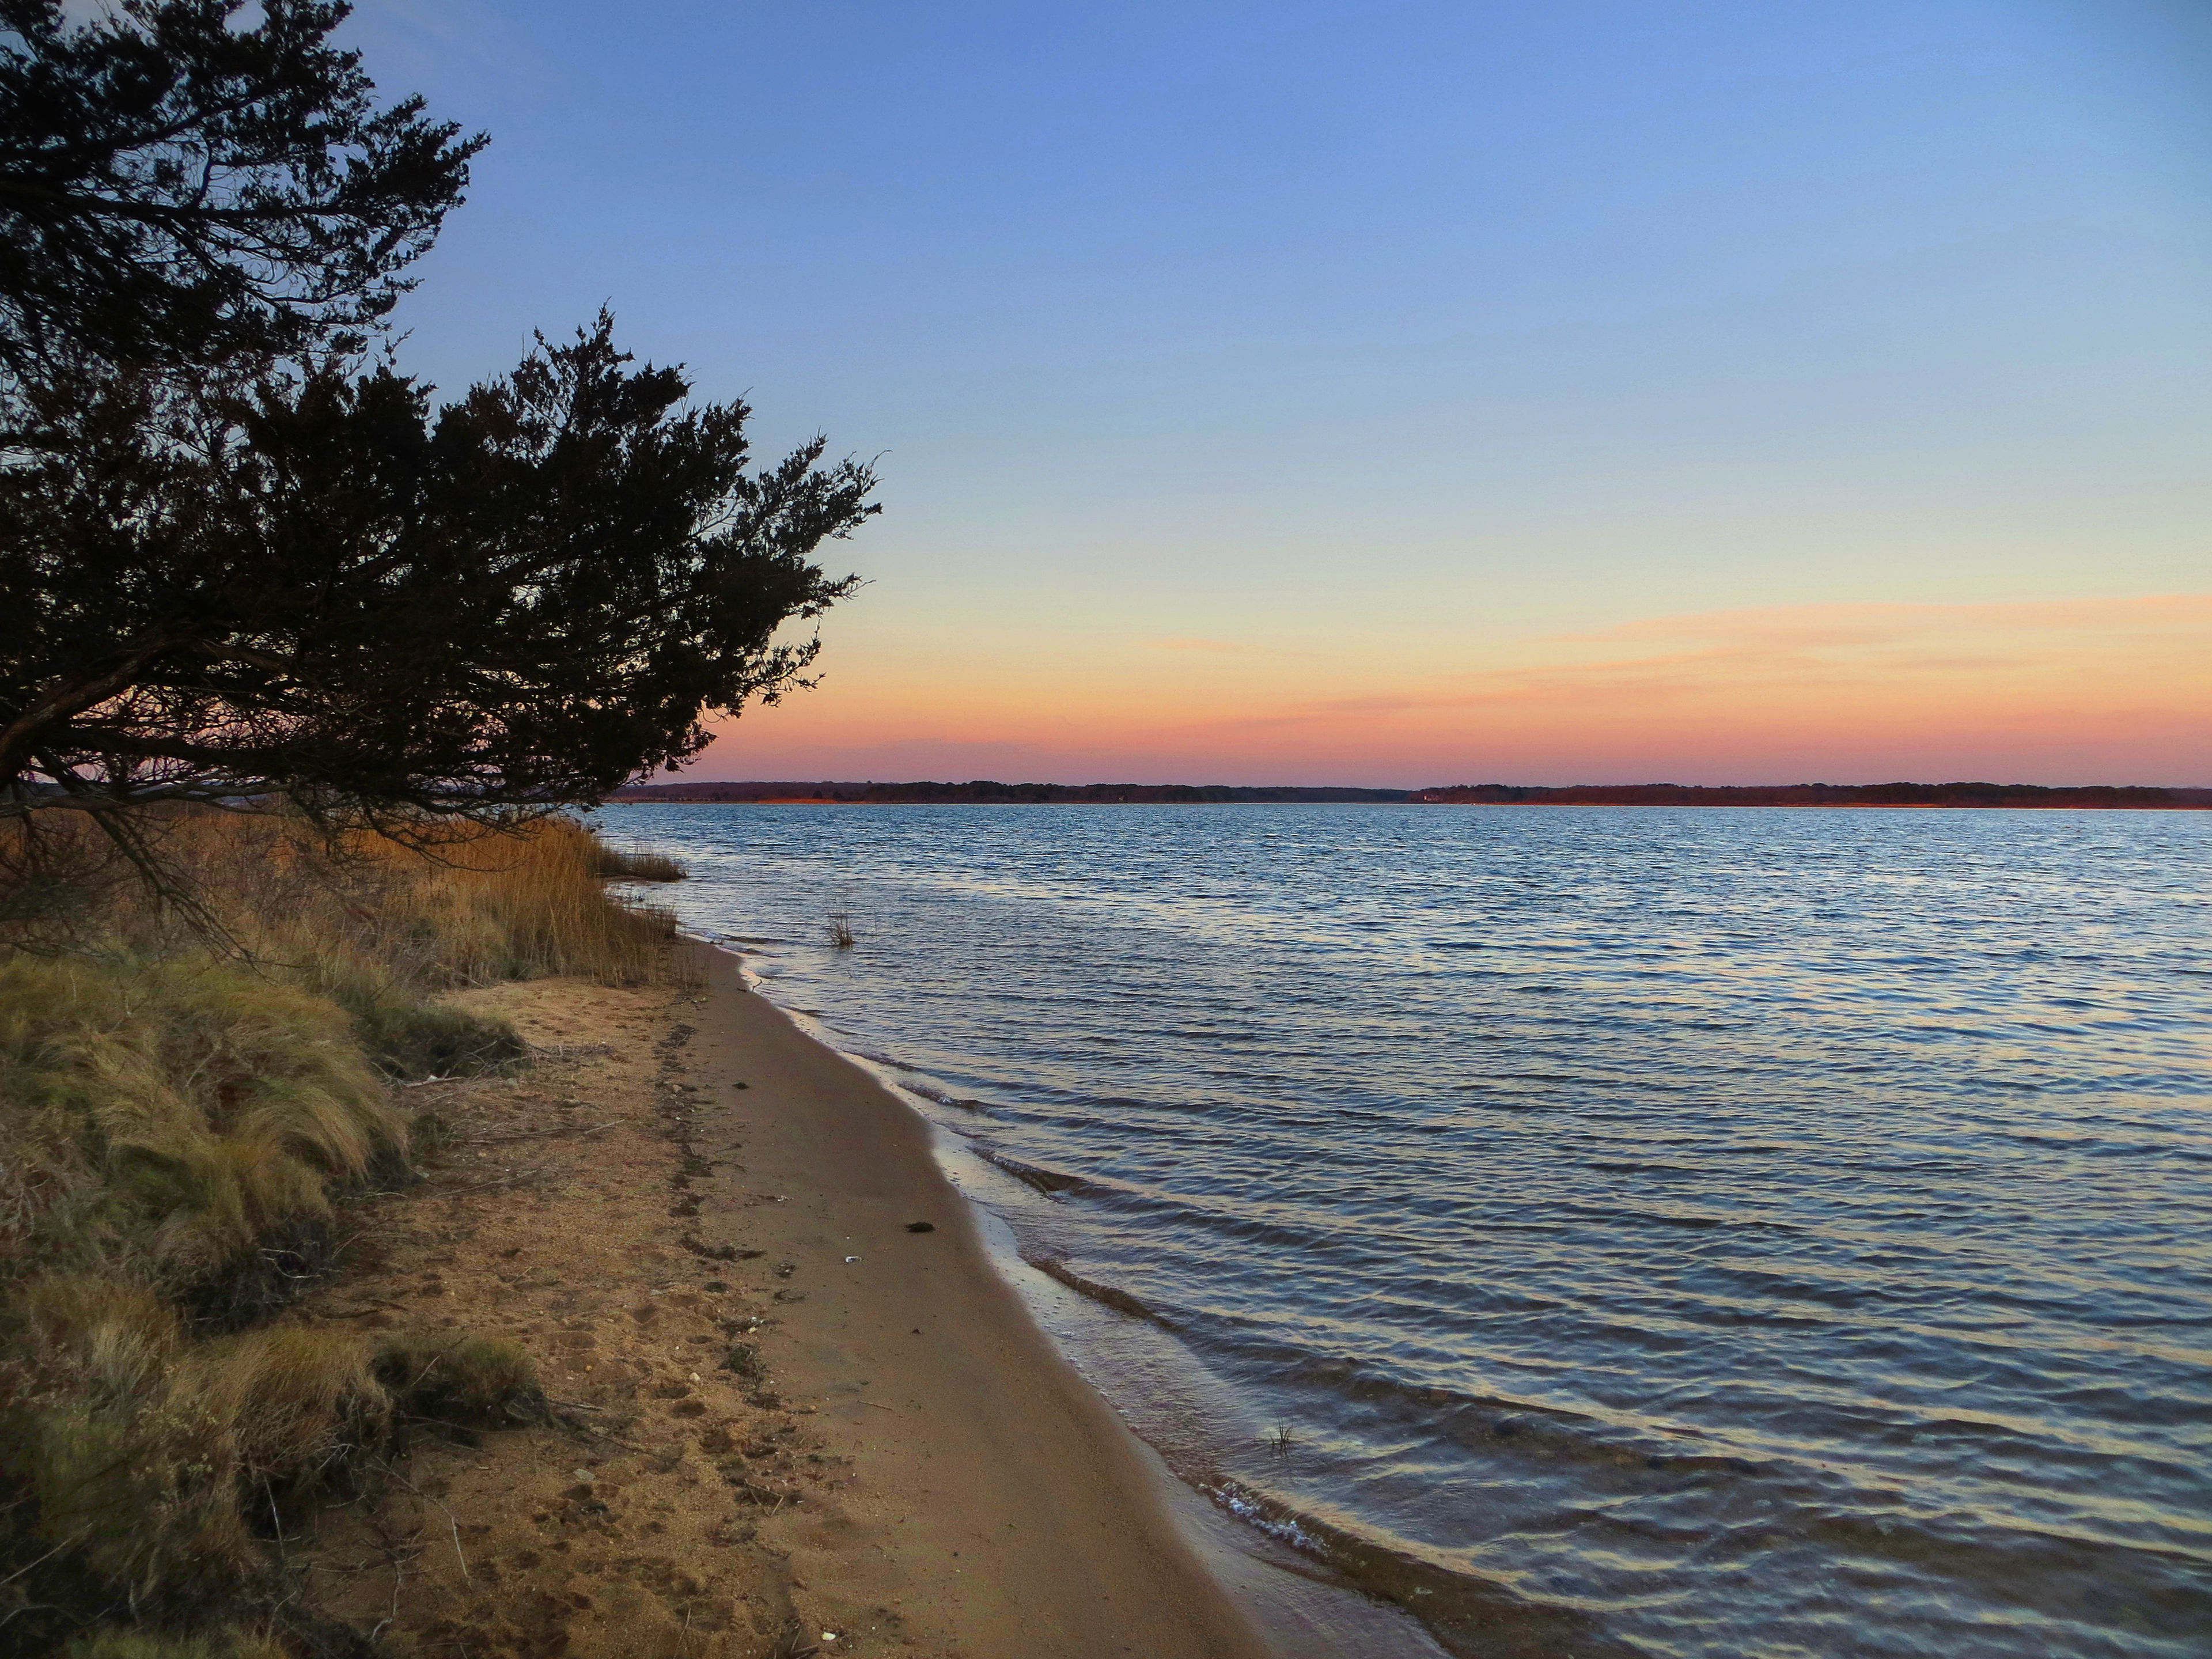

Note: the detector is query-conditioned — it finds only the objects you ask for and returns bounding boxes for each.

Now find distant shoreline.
[611,780,2212,810]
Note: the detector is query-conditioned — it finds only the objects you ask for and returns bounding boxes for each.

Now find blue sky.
[349,1,2211,782]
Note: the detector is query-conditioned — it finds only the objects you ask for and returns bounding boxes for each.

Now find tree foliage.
[0,0,483,384]
[1,315,875,824]
[0,2,880,834]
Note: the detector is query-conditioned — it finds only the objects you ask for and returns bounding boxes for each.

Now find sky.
[350,0,2211,786]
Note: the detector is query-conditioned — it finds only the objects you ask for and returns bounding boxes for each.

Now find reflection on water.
[604,802,2212,1658]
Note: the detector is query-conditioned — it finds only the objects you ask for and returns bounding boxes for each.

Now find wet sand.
[679,942,1275,1656]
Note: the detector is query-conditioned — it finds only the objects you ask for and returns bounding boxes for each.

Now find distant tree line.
[1416,783,2212,808]
[615,780,2211,808]
[615,781,1414,804]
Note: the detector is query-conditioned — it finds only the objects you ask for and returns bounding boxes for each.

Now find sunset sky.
[359,1,2210,786]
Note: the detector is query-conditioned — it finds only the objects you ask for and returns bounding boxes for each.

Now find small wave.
[906,1084,991,1113]
[1022,1255,1179,1328]
[979,1149,1094,1196]
[1201,1476,1326,1554]
[854,1048,934,1076]
[1194,1476,1645,1659]
[1585,1160,1702,1175]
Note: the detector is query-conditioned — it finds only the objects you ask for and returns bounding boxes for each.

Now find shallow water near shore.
[602,802,2212,1658]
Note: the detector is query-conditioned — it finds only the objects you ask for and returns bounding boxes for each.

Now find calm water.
[601,803,2212,1658]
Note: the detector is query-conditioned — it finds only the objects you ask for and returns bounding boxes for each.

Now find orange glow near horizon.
[688,592,2212,787]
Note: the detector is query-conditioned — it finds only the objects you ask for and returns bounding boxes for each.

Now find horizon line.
[619,783,2212,796]
[613,777,2211,796]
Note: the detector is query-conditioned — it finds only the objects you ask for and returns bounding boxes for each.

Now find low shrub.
[375,1335,544,1429]
[336,989,527,1082]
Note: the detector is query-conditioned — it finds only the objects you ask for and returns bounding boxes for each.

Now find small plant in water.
[825,910,857,949]
[1268,1422,1295,1457]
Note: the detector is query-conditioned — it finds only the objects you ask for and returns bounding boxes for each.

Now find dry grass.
[2,810,684,1064]
[0,807,662,1653]
[347,816,683,988]
[0,956,404,1299]
[2,1290,539,1641]
[7,1280,346,1608]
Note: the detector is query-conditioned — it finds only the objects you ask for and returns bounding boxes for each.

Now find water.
[600,802,2212,1658]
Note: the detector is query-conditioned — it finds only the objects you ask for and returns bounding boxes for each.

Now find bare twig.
[372,1459,470,1583]
[365,1513,423,1643]
[0,1532,83,1587]
[429,1167,550,1196]
[324,1297,407,1318]
[453,1121,619,1145]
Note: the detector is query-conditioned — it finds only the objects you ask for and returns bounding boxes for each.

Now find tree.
[0,0,483,388]
[0,313,877,827]
[0,4,880,839]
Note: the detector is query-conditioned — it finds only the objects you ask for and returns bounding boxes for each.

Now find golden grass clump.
[0,955,403,1298]
[0,809,686,1075]
[187,1325,391,1490]
[7,1274,257,1606]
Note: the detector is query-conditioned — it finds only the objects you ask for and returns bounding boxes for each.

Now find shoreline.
[615,797,2212,812]
[750,960,1622,1659]
[672,941,1280,1656]
[734,950,1461,1659]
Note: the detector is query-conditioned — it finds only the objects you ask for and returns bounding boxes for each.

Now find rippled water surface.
[603,802,2212,1658]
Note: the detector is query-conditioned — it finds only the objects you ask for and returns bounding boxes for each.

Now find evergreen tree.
[0,3,880,830]
[1,315,876,824]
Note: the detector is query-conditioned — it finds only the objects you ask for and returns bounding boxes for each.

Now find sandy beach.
[296,942,1272,1658]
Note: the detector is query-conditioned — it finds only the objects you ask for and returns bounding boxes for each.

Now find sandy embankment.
[297,943,1271,1658]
